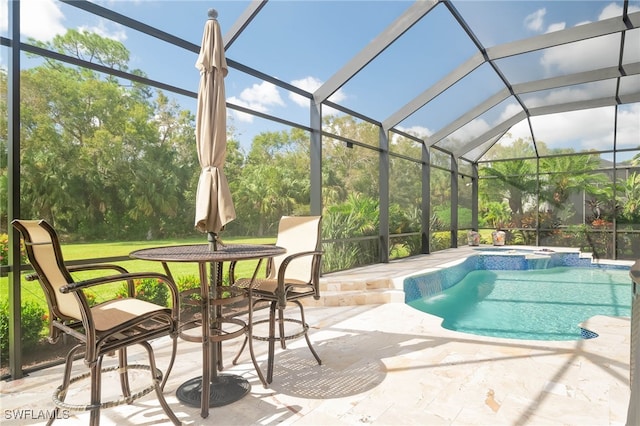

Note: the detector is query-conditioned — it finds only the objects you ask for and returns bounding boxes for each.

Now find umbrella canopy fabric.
[194,13,235,234]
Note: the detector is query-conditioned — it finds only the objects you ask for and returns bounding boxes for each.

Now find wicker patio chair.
[230,215,323,385]
[12,219,181,425]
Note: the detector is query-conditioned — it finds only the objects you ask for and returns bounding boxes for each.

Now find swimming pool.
[404,250,632,341]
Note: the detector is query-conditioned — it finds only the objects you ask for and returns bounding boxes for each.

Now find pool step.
[302,276,405,307]
[303,248,485,307]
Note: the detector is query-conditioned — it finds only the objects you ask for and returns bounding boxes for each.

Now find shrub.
[84,290,98,307]
[0,299,46,360]
[115,278,168,306]
[0,234,28,266]
[176,275,201,314]
[176,275,200,294]
[430,231,451,251]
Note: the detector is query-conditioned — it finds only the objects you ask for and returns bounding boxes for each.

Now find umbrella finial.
[208,8,218,20]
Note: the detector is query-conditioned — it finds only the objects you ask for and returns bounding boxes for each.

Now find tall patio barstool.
[230,215,323,385]
[12,219,181,425]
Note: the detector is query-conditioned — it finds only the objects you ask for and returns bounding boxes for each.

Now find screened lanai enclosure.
[1,0,639,377]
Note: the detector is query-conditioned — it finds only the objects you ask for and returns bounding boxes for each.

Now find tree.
[479,139,538,226]
[232,130,310,236]
[618,172,640,224]
[539,151,605,208]
[322,115,379,201]
[16,30,197,239]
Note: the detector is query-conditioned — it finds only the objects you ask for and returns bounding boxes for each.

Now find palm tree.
[618,172,640,224]
[539,153,605,208]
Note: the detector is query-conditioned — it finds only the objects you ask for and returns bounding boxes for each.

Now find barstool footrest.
[52,364,161,412]
[250,317,309,342]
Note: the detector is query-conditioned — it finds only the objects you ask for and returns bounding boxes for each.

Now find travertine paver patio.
[0,247,634,425]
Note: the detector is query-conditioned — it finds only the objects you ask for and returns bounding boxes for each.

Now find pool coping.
[402,246,634,303]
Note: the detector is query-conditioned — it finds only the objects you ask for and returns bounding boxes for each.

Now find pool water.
[407,266,631,341]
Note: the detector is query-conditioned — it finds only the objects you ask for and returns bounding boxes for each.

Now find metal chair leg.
[246,292,268,388]
[47,344,83,425]
[118,348,131,398]
[140,341,181,425]
[266,301,277,384]
[232,336,248,365]
[89,357,103,426]
[161,336,178,390]
[294,300,321,365]
[232,296,262,366]
[278,308,286,349]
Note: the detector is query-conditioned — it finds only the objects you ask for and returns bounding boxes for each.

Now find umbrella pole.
[208,231,218,252]
[207,231,222,376]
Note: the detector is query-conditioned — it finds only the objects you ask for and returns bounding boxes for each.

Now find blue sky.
[2,0,639,157]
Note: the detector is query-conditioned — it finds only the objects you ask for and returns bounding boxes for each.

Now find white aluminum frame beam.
[384,10,640,140]
[453,92,640,158]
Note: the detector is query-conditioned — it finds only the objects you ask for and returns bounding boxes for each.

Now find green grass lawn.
[1,235,276,308]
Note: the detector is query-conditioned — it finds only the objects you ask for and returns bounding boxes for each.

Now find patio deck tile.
[0,247,633,425]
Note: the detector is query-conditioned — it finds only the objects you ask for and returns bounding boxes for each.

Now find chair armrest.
[59,271,180,308]
[67,263,136,296]
[67,263,130,275]
[275,250,323,308]
[27,264,130,280]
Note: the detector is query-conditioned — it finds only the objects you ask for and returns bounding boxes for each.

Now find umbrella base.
[176,374,251,408]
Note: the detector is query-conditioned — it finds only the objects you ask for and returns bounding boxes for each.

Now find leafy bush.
[115,278,168,306]
[84,290,97,307]
[430,231,451,252]
[177,275,200,293]
[0,234,28,266]
[176,275,201,315]
[0,299,46,360]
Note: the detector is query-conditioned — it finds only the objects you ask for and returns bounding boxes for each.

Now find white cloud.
[289,76,347,108]
[531,108,617,150]
[0,0,66,41]
[394,125,432,139]
[523,80,614,109]
[289,76,321,107]
[226,99,255,123]
[239,81,284,107]
[450,118,491,144]
[616,104,640,150]
[523,6,570,36]
[599,3,624,20]
[79,20,127,42]
[524,8,546,32]
[503,106,637,153]
[537,0,640,78]
[546,22,566,33]
[0,0,127,44]
[503,119,533,143]
[541,32,619,76]
[227,81,285,123]
[499,102,524,122]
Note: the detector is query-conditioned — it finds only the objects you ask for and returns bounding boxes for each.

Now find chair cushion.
[234,277,311,296]
[91,298,170,331]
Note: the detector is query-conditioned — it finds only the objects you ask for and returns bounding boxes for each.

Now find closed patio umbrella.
[194,9,235,246]
[178,9,246,414]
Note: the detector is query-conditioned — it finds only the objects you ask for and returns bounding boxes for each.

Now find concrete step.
[302,288,405,307]
[302,275,405,307]
[319,277,392,292]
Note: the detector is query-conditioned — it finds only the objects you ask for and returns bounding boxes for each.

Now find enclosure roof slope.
[221,0,640,163]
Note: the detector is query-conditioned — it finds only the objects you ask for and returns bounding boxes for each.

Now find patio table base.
[176,374,250,408]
